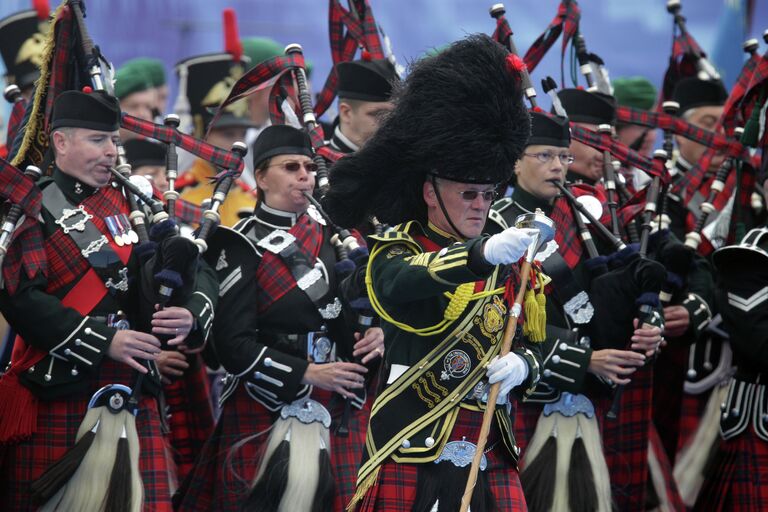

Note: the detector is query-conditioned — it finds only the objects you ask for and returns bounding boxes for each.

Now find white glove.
[483,227,538,265]
[486,353,529,397]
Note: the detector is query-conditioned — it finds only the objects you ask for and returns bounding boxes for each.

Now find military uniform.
[353,220,540,511]
[174,53,257,227]
[123,137,215,483]
[504,109,678,510]
[176,125,372,511]
[694,228,768,511]
[323,35,540,512]
[0,91,217,510]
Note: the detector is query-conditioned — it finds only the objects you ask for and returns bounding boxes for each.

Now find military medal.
[122,214,139,244]
[105,216,125,246]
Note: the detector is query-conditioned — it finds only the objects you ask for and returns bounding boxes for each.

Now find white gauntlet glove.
[486,352,529,397]
[483,227,538,265]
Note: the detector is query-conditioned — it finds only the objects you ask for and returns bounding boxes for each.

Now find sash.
[42,184,131,296]
[356,266,505,485]
[0,184,132,443]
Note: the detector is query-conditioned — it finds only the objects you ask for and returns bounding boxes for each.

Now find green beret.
[613,76,657,111]
[242,36,314,77]
[242,37,283,67]
[114,61,153,100]
[122,57,166,87]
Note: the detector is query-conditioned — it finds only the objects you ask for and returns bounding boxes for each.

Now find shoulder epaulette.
[369,220,422,247]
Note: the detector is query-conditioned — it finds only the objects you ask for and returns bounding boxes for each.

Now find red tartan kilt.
[595,364,653,512]
[354,406,528,512]
[0,359,173,511]
[175,385,370,511]
[695,427,768,512]
[512,400,542,455]
[165,355,214,483]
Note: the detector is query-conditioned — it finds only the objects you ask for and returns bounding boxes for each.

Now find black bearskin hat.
[323,34,530,228]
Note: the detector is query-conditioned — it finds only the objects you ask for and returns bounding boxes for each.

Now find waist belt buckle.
[435,439,488,471]
[308,331,335,364]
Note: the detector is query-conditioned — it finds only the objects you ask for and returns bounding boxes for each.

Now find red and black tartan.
[5,99,27,152]
[164,354,214,484]
[520,0,581,77]
[255,214,323,313]
[695,427,768,511]
[174,385,370,511]
[616,106,749,160]
[651,341,688,464]
[120,114,245,173]
[314,0,385,118]
[43,184,130,294]
[597,364,654,512]
[353,407,527,512]
[0,359,174,511]
[569,124,669,182]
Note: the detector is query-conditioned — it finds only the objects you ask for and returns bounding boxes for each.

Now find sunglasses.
[268,161,319,173]
[456,189,498,202]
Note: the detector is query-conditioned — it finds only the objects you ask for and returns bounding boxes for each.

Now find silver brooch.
[257,229,296,254]
[281,398,331,428]
[318,297,342,319]
[55,205,93,234]
[543,392,595,418]
[435,439,487,471]
[564,291,594,325]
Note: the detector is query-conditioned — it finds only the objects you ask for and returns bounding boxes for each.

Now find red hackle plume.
[223,8,243,62]
[361,48,372,61]
[506,53,526,74]
[81,86,92,93]
[33,0,49,21]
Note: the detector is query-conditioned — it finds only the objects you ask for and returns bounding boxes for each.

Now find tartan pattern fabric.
[120,114,245,173]
[206,53,305,135]
[2,218,45,297]
[5,99,27,153]
[354,407,528,512]
[255,213,323,313]
[164,355,214,484]
[174,384,369,511]
[173,197,204,226]
[598,364,653,512]
[12,4,75,168]
[314,0,385,118]
[616,105,749,160]
[43,184,129,295]
[695,425,768,511]
[550,196,583,269]
[312,388,372,511]
[651,342,688,464]
[318,144,346,165]
[0,155,42,218]
[671,53,767,213]
[569,124,669,182]
[521,0,581,77]
[0,359,174,511]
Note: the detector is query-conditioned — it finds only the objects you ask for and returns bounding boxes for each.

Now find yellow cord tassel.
[346,466,381,512]
[522,270,547,342]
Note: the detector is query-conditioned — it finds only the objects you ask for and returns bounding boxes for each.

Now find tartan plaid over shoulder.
[254,213,324,313]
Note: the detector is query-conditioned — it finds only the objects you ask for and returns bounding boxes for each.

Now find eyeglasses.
[524,151,575,165]
[267,161,319,174]
[456,189,498,202]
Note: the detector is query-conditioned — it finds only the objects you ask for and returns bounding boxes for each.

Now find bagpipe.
[492,2,671,422]
[0,1,248,509]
